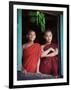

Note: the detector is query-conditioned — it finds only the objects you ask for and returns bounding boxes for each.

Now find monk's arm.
[46,48,58,57]
[22,44,27,73]
[41,48,55,58]
[36,59,40,73]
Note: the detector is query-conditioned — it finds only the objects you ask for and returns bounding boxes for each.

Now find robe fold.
[22,43,41,73]
[39,43,58,76]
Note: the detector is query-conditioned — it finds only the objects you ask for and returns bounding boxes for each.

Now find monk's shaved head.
[44,30,53,43]
[27,30,36,35]
[26,30,36,42]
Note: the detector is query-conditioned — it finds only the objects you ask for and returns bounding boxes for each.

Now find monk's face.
[27,31,36,42]
[44,31,52,43]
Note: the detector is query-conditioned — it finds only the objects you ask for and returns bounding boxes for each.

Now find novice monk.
[39,30,59,77]
[22,30,41,73]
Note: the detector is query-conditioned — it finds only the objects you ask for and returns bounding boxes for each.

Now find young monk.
[22,30,41,73]
[39,30,59,77]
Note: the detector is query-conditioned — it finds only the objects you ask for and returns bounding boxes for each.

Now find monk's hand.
[49,47,55,52]
[41,52,48,57]
[37,71,42,75]
[22,69,28,74]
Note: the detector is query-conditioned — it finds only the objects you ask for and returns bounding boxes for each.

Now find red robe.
[39,43,58,76]
[22,43,41,73]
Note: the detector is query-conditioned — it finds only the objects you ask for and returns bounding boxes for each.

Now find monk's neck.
[27,41,34,45]
[47,42,52,45]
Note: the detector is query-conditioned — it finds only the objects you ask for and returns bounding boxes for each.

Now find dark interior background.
[22,10,59,45]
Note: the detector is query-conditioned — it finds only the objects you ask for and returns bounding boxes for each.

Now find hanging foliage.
[29,11,45,32]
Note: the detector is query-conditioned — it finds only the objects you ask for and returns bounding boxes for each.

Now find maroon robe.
[39,43,59,76]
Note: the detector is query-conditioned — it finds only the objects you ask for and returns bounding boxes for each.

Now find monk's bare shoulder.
[41,44,45,49]
[41,44,46,51]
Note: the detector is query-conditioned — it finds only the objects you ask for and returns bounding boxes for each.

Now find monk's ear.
[26,35,28,39]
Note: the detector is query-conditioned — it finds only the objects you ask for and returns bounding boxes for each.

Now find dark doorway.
[22,10,62,77]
